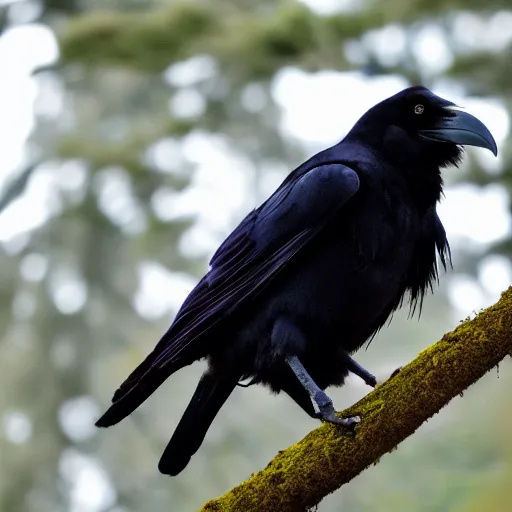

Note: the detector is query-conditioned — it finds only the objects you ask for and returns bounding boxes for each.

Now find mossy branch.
[201,287,512,512]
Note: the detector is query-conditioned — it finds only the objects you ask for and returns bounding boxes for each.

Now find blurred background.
[1,0,512,511]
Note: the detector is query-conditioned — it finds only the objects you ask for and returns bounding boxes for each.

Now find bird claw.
[316,403,360,429]
[342,353,377,388]
[365,374,377,388]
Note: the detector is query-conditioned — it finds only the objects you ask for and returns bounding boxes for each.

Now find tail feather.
[158,372,239,476]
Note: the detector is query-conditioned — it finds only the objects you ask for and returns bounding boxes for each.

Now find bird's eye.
[414,104,425,115]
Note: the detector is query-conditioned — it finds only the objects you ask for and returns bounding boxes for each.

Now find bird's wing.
[101,163,359,419]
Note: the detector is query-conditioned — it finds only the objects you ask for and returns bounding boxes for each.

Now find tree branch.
[201,287,512,512]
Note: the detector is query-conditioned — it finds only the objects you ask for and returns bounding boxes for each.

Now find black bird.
[96,87,497,476]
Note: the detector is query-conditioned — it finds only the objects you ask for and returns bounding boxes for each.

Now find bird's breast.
[275,199,420,349]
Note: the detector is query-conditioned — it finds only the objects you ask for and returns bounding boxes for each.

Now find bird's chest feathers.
[340,177,447,313]
[347,184,420,265]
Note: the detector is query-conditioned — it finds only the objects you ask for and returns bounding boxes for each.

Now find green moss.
[201,287,512,512]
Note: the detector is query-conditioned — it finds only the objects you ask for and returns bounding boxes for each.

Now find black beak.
[419,109,498,156]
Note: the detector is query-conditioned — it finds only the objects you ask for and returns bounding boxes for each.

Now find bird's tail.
[158,371,239,476]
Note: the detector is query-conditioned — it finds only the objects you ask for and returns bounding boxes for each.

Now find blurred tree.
[0,0,510,511]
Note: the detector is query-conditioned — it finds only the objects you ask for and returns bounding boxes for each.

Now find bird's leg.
[341,352,377,388]
[285,356,360,428]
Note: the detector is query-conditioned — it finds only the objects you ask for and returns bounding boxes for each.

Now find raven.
[96,86,497,476]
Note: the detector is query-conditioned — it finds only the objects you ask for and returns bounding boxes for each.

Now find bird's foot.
[343,353,377,388]
[363,373,377,388]
[314,393,360,429]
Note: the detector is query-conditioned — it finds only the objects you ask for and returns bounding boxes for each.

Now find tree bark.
[201,287,512,512]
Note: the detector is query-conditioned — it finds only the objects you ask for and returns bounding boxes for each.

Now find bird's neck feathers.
[345,123,463,210]
[401,163,445,211]
[405,208,452,317]
[392,142,463,211]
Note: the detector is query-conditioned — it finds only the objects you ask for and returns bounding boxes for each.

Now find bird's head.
[349,86,497,171]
